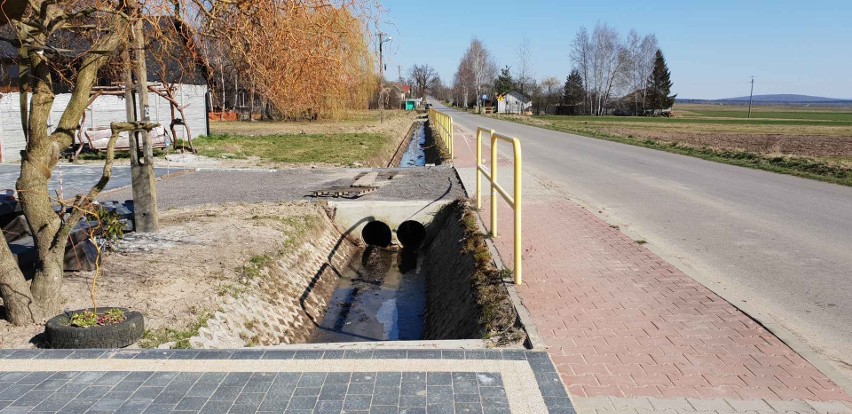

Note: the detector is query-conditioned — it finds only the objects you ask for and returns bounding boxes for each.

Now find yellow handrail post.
[512,138,523,285]
[475,128,524,285]
[430,108,455,162]
[444,116,448,156]
[449,117,454,159]
[476,128,483,210]
[490,135,498,237]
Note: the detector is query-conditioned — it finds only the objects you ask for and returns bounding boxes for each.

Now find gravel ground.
[99,166,465,210]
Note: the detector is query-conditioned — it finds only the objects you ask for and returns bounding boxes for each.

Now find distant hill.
[677,94,852,106]
[724,94,847,103]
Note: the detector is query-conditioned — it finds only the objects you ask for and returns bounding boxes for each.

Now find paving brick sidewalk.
[450,124,852,413]
[0,349,571,414]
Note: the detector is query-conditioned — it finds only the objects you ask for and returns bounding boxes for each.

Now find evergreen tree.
[646,49,676,112]
[562,69,585,115]
[494,66,514,96]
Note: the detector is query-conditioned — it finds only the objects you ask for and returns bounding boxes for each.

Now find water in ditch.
[399,123,427,167]
[309,247,425,342]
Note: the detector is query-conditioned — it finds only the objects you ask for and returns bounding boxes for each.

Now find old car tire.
[45,308,144,349]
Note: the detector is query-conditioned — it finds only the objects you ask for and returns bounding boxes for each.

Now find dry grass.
[202,110,417,167]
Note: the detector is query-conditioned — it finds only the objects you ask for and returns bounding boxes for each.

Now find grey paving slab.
[0,349,573,413]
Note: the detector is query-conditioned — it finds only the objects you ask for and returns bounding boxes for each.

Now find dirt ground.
[606,127,852,158]
[0,202,326,349]
[508,113,852,167]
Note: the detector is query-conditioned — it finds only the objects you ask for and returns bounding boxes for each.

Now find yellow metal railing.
[476,127,523,285]
[428,108,454,159]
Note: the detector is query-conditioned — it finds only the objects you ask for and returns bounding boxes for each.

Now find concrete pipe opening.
[362,221,392,247]
[397,220,426,249]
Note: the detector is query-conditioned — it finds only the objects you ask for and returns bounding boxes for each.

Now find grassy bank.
[193,132,389,166]
[495,105,852,186]
[197,110,416,167]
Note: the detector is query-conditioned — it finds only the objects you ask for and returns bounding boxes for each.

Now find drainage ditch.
[190,200,522,348]
[307,200,521,345]
[399,122,427,167]
[390,119,444,168]
[190,119,520,348]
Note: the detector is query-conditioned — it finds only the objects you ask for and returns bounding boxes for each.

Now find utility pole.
[378,32,392,123]
[128,6,159,232]
[748,76,755,119]
[378,32,385,80]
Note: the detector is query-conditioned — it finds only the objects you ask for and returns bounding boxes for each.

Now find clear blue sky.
[377,0,852,99]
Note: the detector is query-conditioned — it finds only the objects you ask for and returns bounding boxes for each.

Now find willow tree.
[209,0,378,120]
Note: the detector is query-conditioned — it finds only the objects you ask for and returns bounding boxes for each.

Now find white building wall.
[0,83,208,163]
[497,93,532,115]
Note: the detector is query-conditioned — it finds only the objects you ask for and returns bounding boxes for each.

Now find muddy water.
[399,123,427,167]
[309,247,425,342]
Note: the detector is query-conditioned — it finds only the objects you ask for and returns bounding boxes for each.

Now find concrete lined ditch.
[190,199,521,348]
[187,118,522,349]
[306,121,505,345]
[307,198,520,346]
[399,121,427,167]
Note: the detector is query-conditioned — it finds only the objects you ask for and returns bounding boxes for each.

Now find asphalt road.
[432,102,852,379]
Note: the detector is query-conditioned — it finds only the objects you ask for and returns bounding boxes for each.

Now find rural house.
[497,90,532,114]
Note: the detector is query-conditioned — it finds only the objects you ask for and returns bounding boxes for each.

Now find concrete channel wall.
[422,202,487,340]
[191,199,519,347]
[191,206,360,348]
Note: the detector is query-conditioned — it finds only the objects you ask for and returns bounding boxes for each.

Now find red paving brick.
[451,126,852,403]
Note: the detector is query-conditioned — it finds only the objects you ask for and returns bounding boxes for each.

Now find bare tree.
[571,23,628,115]
[539,76,561,114]
[623,30,658,111]
[452,54,474,108]
[461,38,497,113]
[570,27,592,114]
[201,0,379,120]
[408,64,438,98]
[515,36,534,95]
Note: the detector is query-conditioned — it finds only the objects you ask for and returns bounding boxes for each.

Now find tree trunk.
[0,243,42,322]
[219,62,225,120]
[2,9,129,325]
[249,85,255,121]
[130,16,159,233]
[14,37,65,324]
[476,85,481,113]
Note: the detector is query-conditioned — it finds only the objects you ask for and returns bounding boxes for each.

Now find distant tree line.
[443,23,676,117]
[564,24,675,116]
